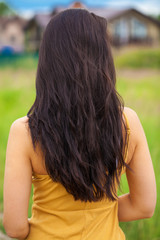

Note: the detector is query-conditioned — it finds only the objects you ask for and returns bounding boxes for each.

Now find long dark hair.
[28,9,127,202]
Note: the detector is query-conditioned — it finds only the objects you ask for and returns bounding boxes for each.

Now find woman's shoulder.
[9,116,32,153]
[124,107,138,122]
[123,107,145,164]
[10,116,31,139]
[123,107,142,134]
[11,116,29,129]
[11,117,46,174]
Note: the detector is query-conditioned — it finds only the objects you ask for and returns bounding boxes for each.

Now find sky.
[3,0,160,18]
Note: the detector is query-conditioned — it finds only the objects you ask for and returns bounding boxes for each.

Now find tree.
[0,2,15,16]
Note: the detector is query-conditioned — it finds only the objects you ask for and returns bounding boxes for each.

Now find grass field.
[0,47,160,239]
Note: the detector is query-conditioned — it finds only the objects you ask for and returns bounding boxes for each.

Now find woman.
[3,9,156,240]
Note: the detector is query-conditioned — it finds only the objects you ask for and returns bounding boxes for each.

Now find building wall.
[108,11,160,45]
[130,11,160,43]
[0,21,25,53]
[147,22,160,43]
[25,20,46,52]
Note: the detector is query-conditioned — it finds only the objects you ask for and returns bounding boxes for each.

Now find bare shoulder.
[124,107,139,124]
[9,116,32,154]
[123,107,146,164]
[124,107,143,140]
[11,116,29,129]
[10,116,30,136]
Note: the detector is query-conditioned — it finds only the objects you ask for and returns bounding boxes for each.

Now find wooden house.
[0,16,27,53]
[53,2,160,46]
[91,8,160,46]
[24,3,160,51]
[24,14,52,52]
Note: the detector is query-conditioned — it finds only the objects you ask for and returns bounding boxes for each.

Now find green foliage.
[0,2,15,16]
[0,68,35,214]
[1,48,159,70]
[117,71,160,240]
[114,47,160,69]
[0,219,5,234]
[0,53,38,69]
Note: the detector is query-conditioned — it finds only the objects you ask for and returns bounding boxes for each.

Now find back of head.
[28,9,127,202]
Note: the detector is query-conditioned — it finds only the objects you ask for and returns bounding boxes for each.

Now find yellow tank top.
[26,113,130,240]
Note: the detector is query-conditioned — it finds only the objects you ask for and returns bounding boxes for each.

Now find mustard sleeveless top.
[26,113,130,240]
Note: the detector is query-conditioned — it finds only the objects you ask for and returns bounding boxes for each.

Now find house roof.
[50,6,126,19]
[105,8,160,26]
[34,14,52,28]
[24,13,52,30]
[88,8,127,20]
[0,16,27,29]
[25,6,160,30]
[52,6,160,26]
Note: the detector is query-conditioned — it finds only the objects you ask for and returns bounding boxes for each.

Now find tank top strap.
[123,111,130,134]
[123,111,130,164]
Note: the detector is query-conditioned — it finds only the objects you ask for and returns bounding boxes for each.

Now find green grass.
[114,47,160,69]
[117,72,160,240]
[0,48,160,239]
[0,70,35,215]
[0,53,38,69]
[0,46,160,70]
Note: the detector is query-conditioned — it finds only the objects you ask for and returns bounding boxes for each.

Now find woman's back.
[3,9,156,240]
[27,174,123,240]
[24,110,129,240]
[3,98,156,240]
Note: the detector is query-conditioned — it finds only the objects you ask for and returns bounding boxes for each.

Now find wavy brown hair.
[28,9,127,202]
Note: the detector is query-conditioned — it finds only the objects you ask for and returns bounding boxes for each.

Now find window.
[10,35,16,43]
[131,18,147,39]
[114,19,129,43]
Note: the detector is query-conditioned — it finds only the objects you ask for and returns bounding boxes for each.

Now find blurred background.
[0,0,160,239]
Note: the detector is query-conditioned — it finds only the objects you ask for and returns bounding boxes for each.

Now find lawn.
[0,47,160,239]
[114,46,160,69]
[117,69,160,240]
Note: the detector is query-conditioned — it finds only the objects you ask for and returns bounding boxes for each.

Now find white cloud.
[18,10,35,19]
[101,0,160,15]
[134,1,160,15]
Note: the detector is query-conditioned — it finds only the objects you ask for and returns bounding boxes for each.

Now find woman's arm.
[118,108,156,221]
[3,117,32,239]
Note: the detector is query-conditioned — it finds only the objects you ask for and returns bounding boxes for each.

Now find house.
[53,2,160,46]
[24,2,160,51]
[92,8,160,46]
[24,2,87,52]
[24,14,52,52]
[0,16,27,54]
